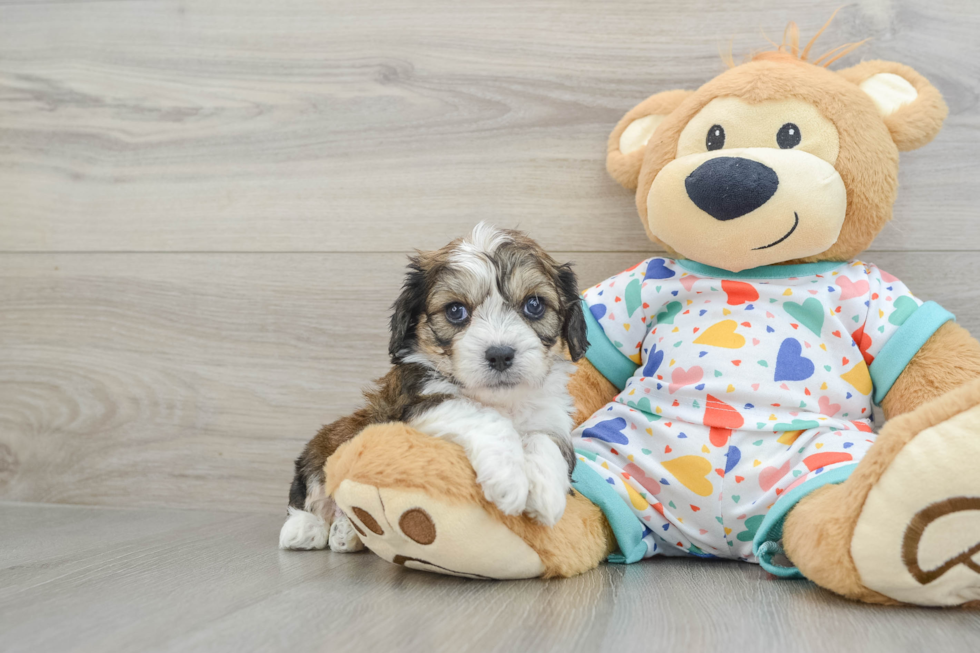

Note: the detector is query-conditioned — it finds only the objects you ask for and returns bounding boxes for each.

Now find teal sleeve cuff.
[582,299,639,391]
[752,463,858,578]
[571,455,648,564]
[870,301,955,405]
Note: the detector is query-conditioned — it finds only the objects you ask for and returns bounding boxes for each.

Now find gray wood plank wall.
[2,0,979,514]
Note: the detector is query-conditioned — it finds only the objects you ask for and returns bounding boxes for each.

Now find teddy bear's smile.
[752,211,799,250]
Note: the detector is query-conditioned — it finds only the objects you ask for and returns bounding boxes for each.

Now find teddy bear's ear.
[607,89,693,189]
[837,61,948,152]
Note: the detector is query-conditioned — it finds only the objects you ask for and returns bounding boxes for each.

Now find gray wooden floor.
[3,502,979,653]
[3,0,980,650]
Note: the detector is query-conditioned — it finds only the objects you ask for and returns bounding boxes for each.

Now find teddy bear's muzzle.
[646,147,847,272]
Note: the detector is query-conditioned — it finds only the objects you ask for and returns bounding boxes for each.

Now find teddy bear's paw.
[328,514,365,553]
[278,506,329,550]
[332,478,545,579]
[523,436,570,527]
[851,404,980,606]
[472,448,529,517]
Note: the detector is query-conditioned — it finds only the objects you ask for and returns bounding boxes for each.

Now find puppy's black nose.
[685,156,779,221]
[485,346,516,371]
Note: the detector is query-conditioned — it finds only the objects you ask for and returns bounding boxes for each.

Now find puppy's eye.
[705,124,725,151]
[777,123,801,149]
[522,296,545,320]
[445,302,469,324]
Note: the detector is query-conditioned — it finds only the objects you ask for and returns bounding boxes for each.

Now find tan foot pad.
[852,404,980,606]
[332,479,545,580]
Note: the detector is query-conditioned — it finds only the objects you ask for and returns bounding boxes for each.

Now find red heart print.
[722,280,759,306]
[851,324,875,365]
[703,395,743,448]
[803,451,853,471]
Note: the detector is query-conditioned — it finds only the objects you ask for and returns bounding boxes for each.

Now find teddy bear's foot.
[849,402,980,606]
[325,422,616,580]
[332,478,546,579]
[782,379,980,606]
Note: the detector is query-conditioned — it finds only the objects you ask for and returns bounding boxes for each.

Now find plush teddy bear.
[324,22,980,607]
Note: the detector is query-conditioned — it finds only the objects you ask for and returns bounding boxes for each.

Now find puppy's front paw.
[524,435,571,527]
[474,451,529,516]
[525,476,569,527]
[328,514,365,553]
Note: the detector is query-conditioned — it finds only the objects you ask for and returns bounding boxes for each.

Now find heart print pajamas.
[570,257,954,574]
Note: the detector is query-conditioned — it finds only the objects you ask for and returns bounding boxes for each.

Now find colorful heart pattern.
[573,257,930,563]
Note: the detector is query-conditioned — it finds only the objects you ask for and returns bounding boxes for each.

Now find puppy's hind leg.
[279,477,365,552]
[279,470,332,550]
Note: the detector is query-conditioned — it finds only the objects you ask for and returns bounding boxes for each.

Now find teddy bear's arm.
[567,358,619,426]
[881,321,980,419]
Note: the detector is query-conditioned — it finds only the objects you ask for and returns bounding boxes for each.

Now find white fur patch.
[523,433,571,526]
[411,399,530,515]
[450,222,510,282]
[328,514,366,552]
[279,507,329,550]
[466,221,511,254]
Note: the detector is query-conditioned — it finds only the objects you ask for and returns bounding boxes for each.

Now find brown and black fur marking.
[288,363,452,510]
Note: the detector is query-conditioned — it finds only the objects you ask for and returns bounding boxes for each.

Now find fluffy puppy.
[279,223,588,552]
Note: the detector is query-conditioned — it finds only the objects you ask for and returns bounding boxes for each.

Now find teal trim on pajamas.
[752,463,859,578]
[571,455,647,564]
[870,301,955,405]
[675,259,845,280]
[582,299,638,391]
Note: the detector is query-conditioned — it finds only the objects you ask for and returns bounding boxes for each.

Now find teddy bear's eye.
[777,123,802,149]
[705,124,725,151]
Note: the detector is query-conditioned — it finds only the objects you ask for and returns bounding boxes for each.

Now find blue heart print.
[590,303,606,321]
[644,258,675,280]
[724,446,741,473]
[774,338,815,382]
[582,417,629,444]
[643,344,664,377]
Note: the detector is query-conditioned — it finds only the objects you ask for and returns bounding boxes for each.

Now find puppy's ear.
[556,263,589,361]
[607,89,693,190]
[388,256,428,362]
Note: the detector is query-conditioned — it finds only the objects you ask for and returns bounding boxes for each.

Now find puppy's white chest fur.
[453,358,576,435]
[410,357,577,526]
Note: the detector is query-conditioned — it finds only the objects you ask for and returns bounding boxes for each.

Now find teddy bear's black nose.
[685,157,779,221]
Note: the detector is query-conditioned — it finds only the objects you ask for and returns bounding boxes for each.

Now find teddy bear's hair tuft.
[723,9,870,70]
